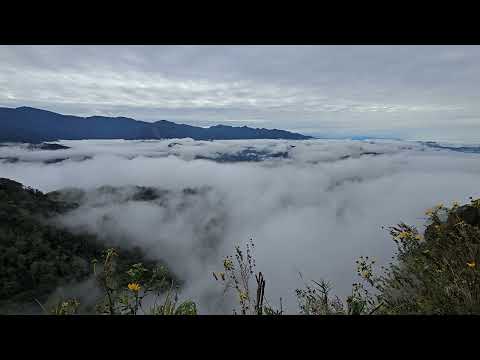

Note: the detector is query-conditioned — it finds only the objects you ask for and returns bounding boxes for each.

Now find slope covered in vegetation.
[291,199,480,315]
[0,178,174,314]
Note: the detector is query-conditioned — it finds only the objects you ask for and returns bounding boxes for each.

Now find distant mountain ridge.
[0,106,312,142]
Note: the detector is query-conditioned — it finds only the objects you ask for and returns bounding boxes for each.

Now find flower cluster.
[127,282,141,292]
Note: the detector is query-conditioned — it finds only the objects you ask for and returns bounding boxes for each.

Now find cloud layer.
[1,139,480,313]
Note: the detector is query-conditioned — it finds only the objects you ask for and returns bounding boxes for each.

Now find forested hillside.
[0,178,172,314]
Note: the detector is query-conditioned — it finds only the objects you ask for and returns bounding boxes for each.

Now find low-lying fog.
[2,138,480,313]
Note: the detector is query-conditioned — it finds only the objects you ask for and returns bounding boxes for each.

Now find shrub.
[213,239,282,315]
[44,248,197,315]
[295,198,480,315]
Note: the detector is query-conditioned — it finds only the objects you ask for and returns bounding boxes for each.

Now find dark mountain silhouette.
[421,141,480,154]
[0,106,312,143]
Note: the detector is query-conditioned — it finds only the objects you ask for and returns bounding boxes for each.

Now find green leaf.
[174,300,197,315]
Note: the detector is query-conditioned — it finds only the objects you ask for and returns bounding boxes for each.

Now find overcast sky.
[1,45,479,141]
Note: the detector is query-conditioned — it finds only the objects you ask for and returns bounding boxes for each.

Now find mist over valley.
[2,138,479,313]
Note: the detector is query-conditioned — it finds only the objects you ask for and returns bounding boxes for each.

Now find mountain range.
[0,106,312,143]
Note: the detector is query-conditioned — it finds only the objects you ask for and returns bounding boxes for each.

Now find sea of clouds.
[1,138,480,313]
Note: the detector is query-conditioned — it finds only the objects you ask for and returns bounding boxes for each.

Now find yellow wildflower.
[239,291,249,302]
[397,231,410,240]
[223,258,233,271]
[425,208,434,216]
[360,270,371,278]
[127,283,141,292]
[467,261,476,269]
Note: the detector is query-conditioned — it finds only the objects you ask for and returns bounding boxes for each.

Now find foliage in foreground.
[0,178,174,314]
[293,198,480,315]
[41,247,197,315]
[209,198,480,315]
[213,239,282,315]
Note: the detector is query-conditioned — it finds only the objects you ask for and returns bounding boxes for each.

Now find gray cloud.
[1,45,480,141]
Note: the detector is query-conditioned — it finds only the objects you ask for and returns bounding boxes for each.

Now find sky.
[1,45,480,142]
